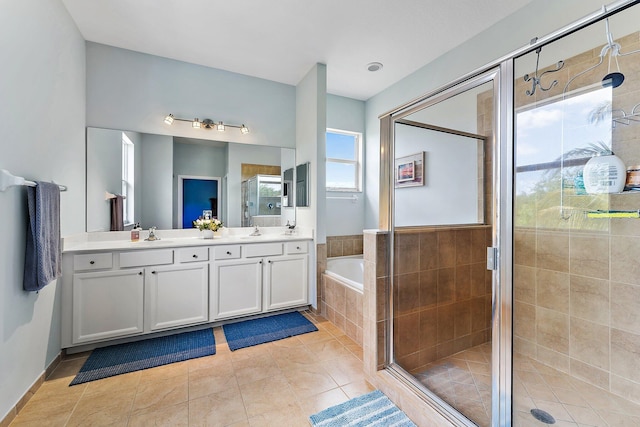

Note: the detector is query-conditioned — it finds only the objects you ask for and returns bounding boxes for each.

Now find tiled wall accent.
[322,274,363,346]
[314,243,326,314]
[393,225,492,372]
[363,230,454,426]
[513,31,640,404]
[326,234,364,258]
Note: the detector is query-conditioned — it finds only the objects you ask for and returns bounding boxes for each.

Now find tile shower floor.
[414,343,640,426]
[8,312,374,427]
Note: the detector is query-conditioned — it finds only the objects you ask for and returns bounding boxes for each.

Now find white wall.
[0,0,85,421]
[394,125,480,225]
[364,0,609,229]
[326,95,366,236]
[295,64,327,242]
[86,42,296,149]
[140,134,173,229]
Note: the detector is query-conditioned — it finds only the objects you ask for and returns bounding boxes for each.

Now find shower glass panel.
[391,77,495,427]
[513,4,640,425]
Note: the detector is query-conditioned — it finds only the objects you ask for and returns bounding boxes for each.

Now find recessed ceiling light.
[367,62,383,72]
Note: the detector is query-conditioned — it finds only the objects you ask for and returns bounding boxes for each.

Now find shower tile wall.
[514,31,640,404]
[393,226,492,373]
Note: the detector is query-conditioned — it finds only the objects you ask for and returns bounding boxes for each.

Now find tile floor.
[414,343,640,427]
[9,312,374,427]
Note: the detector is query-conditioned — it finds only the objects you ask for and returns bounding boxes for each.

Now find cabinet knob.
[151,271,157,274]
[226,251,231,255]
[296,246,300,250]
[138,271,143,275]
[192,254,198,258]
[89,260,95,265]
[268,260,272,264]
[259,260,263,264]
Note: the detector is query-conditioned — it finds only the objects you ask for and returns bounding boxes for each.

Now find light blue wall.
[86,42,296,149]
[363,0,607,229]
[0,0,85,420]
[140,134,173,229]
[326,95,366,236]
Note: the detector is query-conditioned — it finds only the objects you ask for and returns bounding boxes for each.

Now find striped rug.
[309,390,416,427]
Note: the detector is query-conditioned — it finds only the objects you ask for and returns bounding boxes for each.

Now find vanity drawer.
[244,243,283,258]
[177,247,209,263]
[286,241,308,254]
[74,253,113,271]
[214,245,241,260]
[119,249,174,268]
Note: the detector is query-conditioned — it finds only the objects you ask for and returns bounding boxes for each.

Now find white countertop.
[62,227,313,253]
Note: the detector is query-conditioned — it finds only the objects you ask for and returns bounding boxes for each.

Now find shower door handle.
[486,247,498,271]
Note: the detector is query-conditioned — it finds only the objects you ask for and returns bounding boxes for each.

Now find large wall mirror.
[86,127,295,232]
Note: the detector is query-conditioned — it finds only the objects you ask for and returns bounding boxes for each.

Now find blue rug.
[69,329,215,385]
[309,390,416,427]
[222,311,317,351]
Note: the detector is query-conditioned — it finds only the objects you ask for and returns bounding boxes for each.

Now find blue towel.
[24,181,61,292]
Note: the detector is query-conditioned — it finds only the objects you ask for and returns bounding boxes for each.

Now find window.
[121,132,134,225]
[326,129,362,191]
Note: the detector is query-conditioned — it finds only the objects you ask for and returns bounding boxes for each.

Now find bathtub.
[325,255,363,293]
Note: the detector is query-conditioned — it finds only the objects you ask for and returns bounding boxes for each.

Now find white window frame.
[121,132,134,226]
[326,128,362,192]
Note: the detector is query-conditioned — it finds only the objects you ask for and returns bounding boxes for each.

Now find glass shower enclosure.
[381,1,640,425]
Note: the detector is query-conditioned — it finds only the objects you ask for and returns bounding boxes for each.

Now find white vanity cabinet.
[72,268,145,344]
[146,263,209,331]
[61,236,311,350]
[210,258,263,320]
[210,241,309,320]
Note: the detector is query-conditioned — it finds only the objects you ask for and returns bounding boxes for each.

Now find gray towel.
[23,181,61,292]
[110,195,124,231]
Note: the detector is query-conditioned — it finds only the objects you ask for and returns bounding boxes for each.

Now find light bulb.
[164,114,174,125]
[216,121,225,132]
[192,118,201,129]
[241,125,249,134]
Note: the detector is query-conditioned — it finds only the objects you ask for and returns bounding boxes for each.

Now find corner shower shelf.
[585,210,640,218]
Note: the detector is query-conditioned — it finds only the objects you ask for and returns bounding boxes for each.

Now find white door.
[72,269,144,344]
[210,258,263,320]
[147,264,209,331]
[263,255,308,311]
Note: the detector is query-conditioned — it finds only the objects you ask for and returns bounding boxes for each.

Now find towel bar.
[0,169,67,192]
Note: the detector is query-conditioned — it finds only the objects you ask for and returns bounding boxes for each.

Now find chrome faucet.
[285,221,296,235]
[249,224,261,236]
[146,226,159,241]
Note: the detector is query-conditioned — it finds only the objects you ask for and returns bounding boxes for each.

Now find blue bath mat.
[69,328,215,385]
[222,311,317,351]
[310,390,416,426]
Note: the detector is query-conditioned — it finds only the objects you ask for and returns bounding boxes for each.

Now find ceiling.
[62,0,534,100]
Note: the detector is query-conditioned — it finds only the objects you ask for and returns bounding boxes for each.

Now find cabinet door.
[73,269,144,344]
[147,264,209,331]
[264,255,308,311]
[211,259,262,320]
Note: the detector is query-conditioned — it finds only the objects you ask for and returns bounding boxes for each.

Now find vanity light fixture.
[164,114,249,134]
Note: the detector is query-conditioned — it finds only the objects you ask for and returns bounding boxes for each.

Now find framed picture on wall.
[395,152,425,188]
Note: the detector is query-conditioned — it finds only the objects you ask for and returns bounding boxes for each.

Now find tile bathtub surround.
[322,274,364,346]
[326,234,364,258]
[7,311,374,427]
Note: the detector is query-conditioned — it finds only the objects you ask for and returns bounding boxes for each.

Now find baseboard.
[0,352,61,427]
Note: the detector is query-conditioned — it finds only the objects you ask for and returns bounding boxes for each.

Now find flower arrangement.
[193,217,223,231]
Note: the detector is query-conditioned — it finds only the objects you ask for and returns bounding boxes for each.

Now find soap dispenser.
[131,222,141,242]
